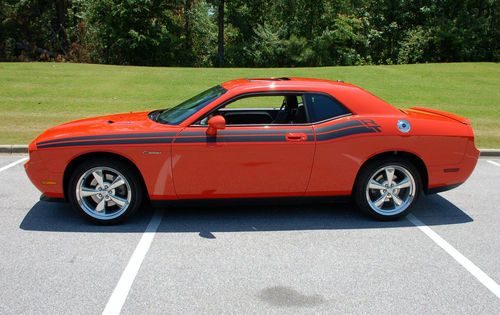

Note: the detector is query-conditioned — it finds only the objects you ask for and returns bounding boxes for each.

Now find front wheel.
[68,158,143,224]
[354,159,421,220]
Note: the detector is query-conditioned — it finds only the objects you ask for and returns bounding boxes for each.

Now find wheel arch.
[63,151,148,201]
[353,150,429,193]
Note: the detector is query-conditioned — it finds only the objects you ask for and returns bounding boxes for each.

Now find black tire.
[354,158,421,220]
[68,158,143,225]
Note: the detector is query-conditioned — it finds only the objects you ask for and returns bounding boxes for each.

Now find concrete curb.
[1,144,499,156]
[0,145,29,154]
[479,149,500,157]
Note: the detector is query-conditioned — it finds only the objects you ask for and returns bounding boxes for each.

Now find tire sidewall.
[354,158,421,220]
[68,158,143,225]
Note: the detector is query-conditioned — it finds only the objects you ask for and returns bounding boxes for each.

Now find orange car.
[25,77,479,224]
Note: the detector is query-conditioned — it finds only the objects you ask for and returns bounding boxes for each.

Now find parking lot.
[0,154,499,314]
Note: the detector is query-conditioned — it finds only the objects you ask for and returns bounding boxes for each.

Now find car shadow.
[19,194,473,234]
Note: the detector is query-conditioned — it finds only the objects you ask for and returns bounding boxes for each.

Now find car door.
[171,93,315,199]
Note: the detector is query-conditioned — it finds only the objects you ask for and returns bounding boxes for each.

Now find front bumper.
[24,151,64,199]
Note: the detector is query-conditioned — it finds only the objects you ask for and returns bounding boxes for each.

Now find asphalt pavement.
[0,154,498,314]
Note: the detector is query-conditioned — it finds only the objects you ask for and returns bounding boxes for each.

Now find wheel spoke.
[368,179,386,190]
[374,193,387,207]
[108,176,125,190]
[109,194,128,207]
[92,170,105,187]
[395,177,411,189]
[95,198,106,213]
[385,167,395,185]
[81,187,101,197]
[392,194,403,207]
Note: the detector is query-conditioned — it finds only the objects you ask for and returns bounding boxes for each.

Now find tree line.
[1,0,498,67]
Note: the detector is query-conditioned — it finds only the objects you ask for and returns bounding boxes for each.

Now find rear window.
[304,93,350,122]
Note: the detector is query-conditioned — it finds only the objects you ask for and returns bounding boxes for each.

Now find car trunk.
[407,106,471,125]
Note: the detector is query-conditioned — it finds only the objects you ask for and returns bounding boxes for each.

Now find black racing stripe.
[176,133,316,143]
[314,120,363,134]
[221,129,314,136]
[37,122,379,148]
[224,135,283,142]
[37,137,174,149]
[175,135,288,143]
[358,119,382,132]
[181,129,314,136]
[179,131,206,136]
[316,126,376,141]
[37,132,179,145]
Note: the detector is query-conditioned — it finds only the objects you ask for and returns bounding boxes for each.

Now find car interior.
[198,95,308,125]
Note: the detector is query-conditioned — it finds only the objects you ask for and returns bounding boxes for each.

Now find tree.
[1,0,498,65]
[54,0,70,53]
[217,0,224,67]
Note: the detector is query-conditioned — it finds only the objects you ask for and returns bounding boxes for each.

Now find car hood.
[33,111,180,146]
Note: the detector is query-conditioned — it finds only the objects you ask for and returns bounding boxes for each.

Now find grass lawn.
[0,62,499,148]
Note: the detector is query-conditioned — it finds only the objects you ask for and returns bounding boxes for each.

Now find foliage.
[0,0,499,66]
[188,0,217,66]
[0,0,72,60]
[84,0,183,66]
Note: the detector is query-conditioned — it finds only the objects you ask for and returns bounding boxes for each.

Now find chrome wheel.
[365,165,416,216]
[75,167,132,220]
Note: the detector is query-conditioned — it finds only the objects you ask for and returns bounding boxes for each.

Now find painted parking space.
[125,216,497,313]
[0,155,28,173]
[115,159,500,313]
[413,159,500,283]
[0,155,498,313]
[0,155,155,314]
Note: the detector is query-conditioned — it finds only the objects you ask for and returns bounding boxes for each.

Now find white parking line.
[408,214,500,299]
[487,160,500,168]
[0,157,28,173]
[102,210,163,315]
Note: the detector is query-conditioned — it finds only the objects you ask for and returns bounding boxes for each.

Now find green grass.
[0,62,499,147]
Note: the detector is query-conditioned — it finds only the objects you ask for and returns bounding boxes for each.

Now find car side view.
[25,77,479,224]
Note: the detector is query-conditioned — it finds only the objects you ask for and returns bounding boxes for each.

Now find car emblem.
[397,119,411,133]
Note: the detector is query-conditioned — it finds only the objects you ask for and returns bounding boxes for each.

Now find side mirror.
[206,115,226,136]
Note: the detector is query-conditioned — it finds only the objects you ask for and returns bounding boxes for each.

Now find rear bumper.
[426,138,479,192]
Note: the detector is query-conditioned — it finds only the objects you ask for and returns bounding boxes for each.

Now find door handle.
[285,132,307,142]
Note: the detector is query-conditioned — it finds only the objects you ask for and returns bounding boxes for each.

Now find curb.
[1,144,499,156]
[0,145,28,154]
[480,149,500,157]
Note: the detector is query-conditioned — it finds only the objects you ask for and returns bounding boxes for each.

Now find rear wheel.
[68,158,143,224]
[354,159,421,220]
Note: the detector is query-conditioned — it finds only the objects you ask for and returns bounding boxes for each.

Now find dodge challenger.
[25,77,479,224]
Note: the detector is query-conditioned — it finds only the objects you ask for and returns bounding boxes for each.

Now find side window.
[304,93,350,122]
[198,94,306,125]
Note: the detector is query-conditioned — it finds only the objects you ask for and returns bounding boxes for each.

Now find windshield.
[156,85,227,124]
